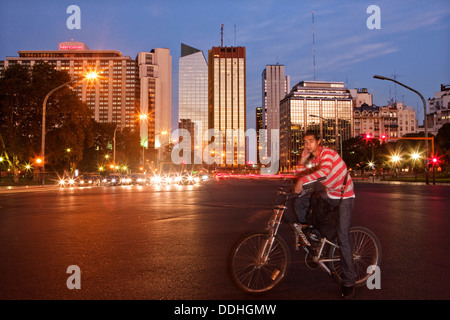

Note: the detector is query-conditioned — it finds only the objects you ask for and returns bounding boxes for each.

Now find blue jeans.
[326,197,356,287]
[293,189,313,223]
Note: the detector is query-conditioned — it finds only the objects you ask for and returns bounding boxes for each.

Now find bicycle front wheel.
[228,232,291,293]
[329,226,382,287]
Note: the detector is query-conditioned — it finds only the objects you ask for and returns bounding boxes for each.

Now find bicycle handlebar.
[277,176,326,201]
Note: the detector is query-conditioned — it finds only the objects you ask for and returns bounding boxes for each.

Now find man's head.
[303,130,322,157]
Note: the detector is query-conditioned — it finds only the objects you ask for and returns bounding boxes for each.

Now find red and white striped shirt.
[297,146,355,199]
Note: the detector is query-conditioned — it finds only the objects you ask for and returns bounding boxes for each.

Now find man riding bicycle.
[293,130,357,299]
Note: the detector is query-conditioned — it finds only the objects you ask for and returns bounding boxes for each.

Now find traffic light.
[380,133,387,145]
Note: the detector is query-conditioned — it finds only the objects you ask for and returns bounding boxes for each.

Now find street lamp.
[41,71,98,184]
[373,74,429,184]
[390,153,402,178]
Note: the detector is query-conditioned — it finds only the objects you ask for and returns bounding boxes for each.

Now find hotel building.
[0,42,172,162]
[1,41,137,127]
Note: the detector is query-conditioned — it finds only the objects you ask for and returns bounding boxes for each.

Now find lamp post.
[139,113,149,166]
[0,156,3,182]
[113,124,120,165]
[373,75,429,184]
[142,137,149,166]
[41,72,98,185]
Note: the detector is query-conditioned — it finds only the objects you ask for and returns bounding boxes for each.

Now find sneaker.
[341,285,355,300]
[293,223,311,246]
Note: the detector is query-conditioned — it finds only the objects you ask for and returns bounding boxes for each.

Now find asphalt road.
[0,178,449,301]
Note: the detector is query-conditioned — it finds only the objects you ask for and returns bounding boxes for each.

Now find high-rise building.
[0,41,138,128]
[136,48,172,158]
[0,42,173,164]
[279,81,353,171]
[178,44,208,162]
[208,46,246,166]
[262,64,290,156]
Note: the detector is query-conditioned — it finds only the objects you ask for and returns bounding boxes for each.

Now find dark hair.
[303,130,321,141]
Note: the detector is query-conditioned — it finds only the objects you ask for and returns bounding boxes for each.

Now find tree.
[0,62,94,181]
[435,123,450,168]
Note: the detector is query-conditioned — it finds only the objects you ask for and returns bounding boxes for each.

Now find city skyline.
[1,0,449,130]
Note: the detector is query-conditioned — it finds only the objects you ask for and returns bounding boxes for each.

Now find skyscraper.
[0,41,138,128]
[178,44,208,163]
[208,46,246,166]
[136,48,172,161]
[262,64,290,156]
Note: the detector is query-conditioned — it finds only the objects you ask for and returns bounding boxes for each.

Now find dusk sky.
[1,0,449,130]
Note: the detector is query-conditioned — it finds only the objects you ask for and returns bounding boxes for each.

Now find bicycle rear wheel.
[329,226,382,287]
[228,232,291,293]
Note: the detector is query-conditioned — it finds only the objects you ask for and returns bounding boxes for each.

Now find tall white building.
[137,48,172,156]
[262,64,290,156]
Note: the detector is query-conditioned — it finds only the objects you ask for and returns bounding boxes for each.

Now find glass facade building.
[208,46,246,166]
[279,81,353,171]
[178,44,208,160]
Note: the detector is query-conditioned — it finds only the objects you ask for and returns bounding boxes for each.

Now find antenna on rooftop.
[221,24,224,47]
[312,11,316,81]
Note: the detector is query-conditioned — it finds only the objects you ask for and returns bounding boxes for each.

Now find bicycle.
[228,180,382,294]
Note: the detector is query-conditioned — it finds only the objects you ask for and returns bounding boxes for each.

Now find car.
[103,174,121,186]
[131,173,148,185]
[178,173,201,185]
[80,174,102,186]
[120,175,132,185]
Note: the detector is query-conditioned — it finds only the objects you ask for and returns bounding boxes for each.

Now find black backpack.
[306,174,348,240]
[307,192,340,240]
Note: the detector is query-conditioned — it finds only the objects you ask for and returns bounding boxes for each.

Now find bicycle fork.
[258,205,285,266]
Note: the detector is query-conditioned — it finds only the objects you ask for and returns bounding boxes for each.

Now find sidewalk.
[0,183,59,193]
[353,176,450,186]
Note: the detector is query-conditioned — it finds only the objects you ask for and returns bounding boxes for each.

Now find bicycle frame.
[262,189,342,277]
[310,237,340,276]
